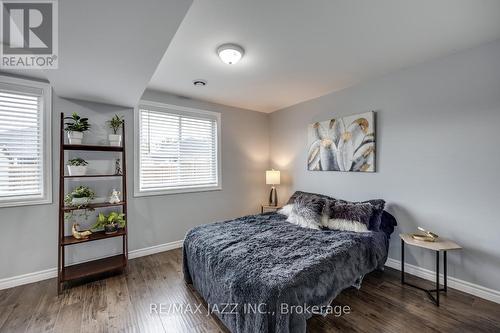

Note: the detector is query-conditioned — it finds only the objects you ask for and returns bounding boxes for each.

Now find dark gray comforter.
[183,212,391,333]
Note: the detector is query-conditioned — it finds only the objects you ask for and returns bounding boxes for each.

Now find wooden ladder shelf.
[57,113,128,294]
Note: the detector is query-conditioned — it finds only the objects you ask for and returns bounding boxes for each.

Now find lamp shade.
[266,170,280,185]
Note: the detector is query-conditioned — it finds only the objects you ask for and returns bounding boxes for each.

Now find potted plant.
[67,158,88,176]
[64,112,90,144]
[92,211,126,234]
[107,114,124,147]
[64,185,95,208]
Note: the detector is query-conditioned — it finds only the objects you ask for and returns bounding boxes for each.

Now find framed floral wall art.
[307,111,375,172]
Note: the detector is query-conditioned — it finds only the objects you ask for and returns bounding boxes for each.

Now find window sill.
[0,197,52,208]
[133,185,222,197]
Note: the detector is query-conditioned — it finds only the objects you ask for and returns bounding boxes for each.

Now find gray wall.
[269,40,500,291]
[0,89,269,280]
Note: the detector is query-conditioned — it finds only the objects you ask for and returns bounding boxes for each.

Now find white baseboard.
[129,239,183,259]
[0,239,184,291]
[385,258,500,304]
[0,267,57,291]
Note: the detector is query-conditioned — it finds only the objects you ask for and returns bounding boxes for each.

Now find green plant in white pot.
[67,158,88,176]
[107,114,124,147]
[92,211,126,234]
[64,185,95,208]
[64,112,90,144]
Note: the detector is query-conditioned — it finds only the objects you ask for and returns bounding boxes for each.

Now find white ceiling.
[148,0,500,113]
[1,0,193,107]
[2,0,500,112]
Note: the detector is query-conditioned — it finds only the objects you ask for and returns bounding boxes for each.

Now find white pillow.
[321,213,329,227]
[277,204,293,217]
[322,218,370,233]
[287,211,321,230]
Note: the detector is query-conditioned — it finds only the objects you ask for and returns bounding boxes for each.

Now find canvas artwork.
[307,111,375,172]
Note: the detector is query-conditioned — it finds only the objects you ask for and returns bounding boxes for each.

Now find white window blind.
[0,77,51,207]
[135,103,221,195]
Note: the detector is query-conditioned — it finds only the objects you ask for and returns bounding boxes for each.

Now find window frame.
[0,75,52,208]
[134,100,222,197]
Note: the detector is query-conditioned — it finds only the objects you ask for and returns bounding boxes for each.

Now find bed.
[183,210,396,333]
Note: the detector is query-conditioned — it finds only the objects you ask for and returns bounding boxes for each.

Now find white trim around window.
[0,75,52,208]
[134,101,222,197]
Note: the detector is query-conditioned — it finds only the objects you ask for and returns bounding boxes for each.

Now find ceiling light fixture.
[217,43,244,65]
[193,79,207,87]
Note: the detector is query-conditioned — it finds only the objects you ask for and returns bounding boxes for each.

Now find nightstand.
[400,233,462,306]
[261,204,282,213]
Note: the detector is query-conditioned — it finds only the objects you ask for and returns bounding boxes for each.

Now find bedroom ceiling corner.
[147,0,500,113]
[1,0,193,108]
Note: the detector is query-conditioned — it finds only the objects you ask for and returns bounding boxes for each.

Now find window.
[134,101,221,196]
[0,76,52,207]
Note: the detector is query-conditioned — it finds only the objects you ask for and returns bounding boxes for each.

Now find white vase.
[108,134,122,147]
[68,131,84,144]
[67,165,87,176]
[71,197,90,206]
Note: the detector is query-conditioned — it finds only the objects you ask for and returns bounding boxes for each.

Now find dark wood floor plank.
[25,279,63,333]
[106,274,138,333]
[0,304,15,331]
[0,281,48,333]
[53,302,84,333]
[369,280,495,332]
[341,287,443,333]
[80,280,109,333]
[0,285,25,307]
[125,259,166,333]
[0,248,499,333]
[144,261,215,331]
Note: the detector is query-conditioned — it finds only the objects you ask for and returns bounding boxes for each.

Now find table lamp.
[266,169,280,206]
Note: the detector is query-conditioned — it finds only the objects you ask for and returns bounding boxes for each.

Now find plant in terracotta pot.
[107,114,124,147]
[64,112,90,144]
[92,211,126,234]
[67,158,88,176]
[64,185,95,208]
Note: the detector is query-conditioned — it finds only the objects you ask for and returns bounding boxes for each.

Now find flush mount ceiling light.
[217,43,244,65]
[193,79,207,87]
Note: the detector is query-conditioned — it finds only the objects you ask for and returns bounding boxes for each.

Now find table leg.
[401,239,405,284]
[400,237,446,307]
[436,250,440,306]
[444,250,447,292]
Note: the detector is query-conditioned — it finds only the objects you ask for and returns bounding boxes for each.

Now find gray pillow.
[321,202,373,232]
[330,202,373,227]
[286,194,325,230]
[328,198,385,231]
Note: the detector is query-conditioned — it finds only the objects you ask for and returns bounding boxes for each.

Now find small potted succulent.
[64,112,90,144]
[67,158,88,176]
[107,114,124,147]
[64,185,95,208]
[92,211,126,234]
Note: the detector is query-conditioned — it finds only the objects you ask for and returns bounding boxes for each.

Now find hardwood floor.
[1,248,499,333]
